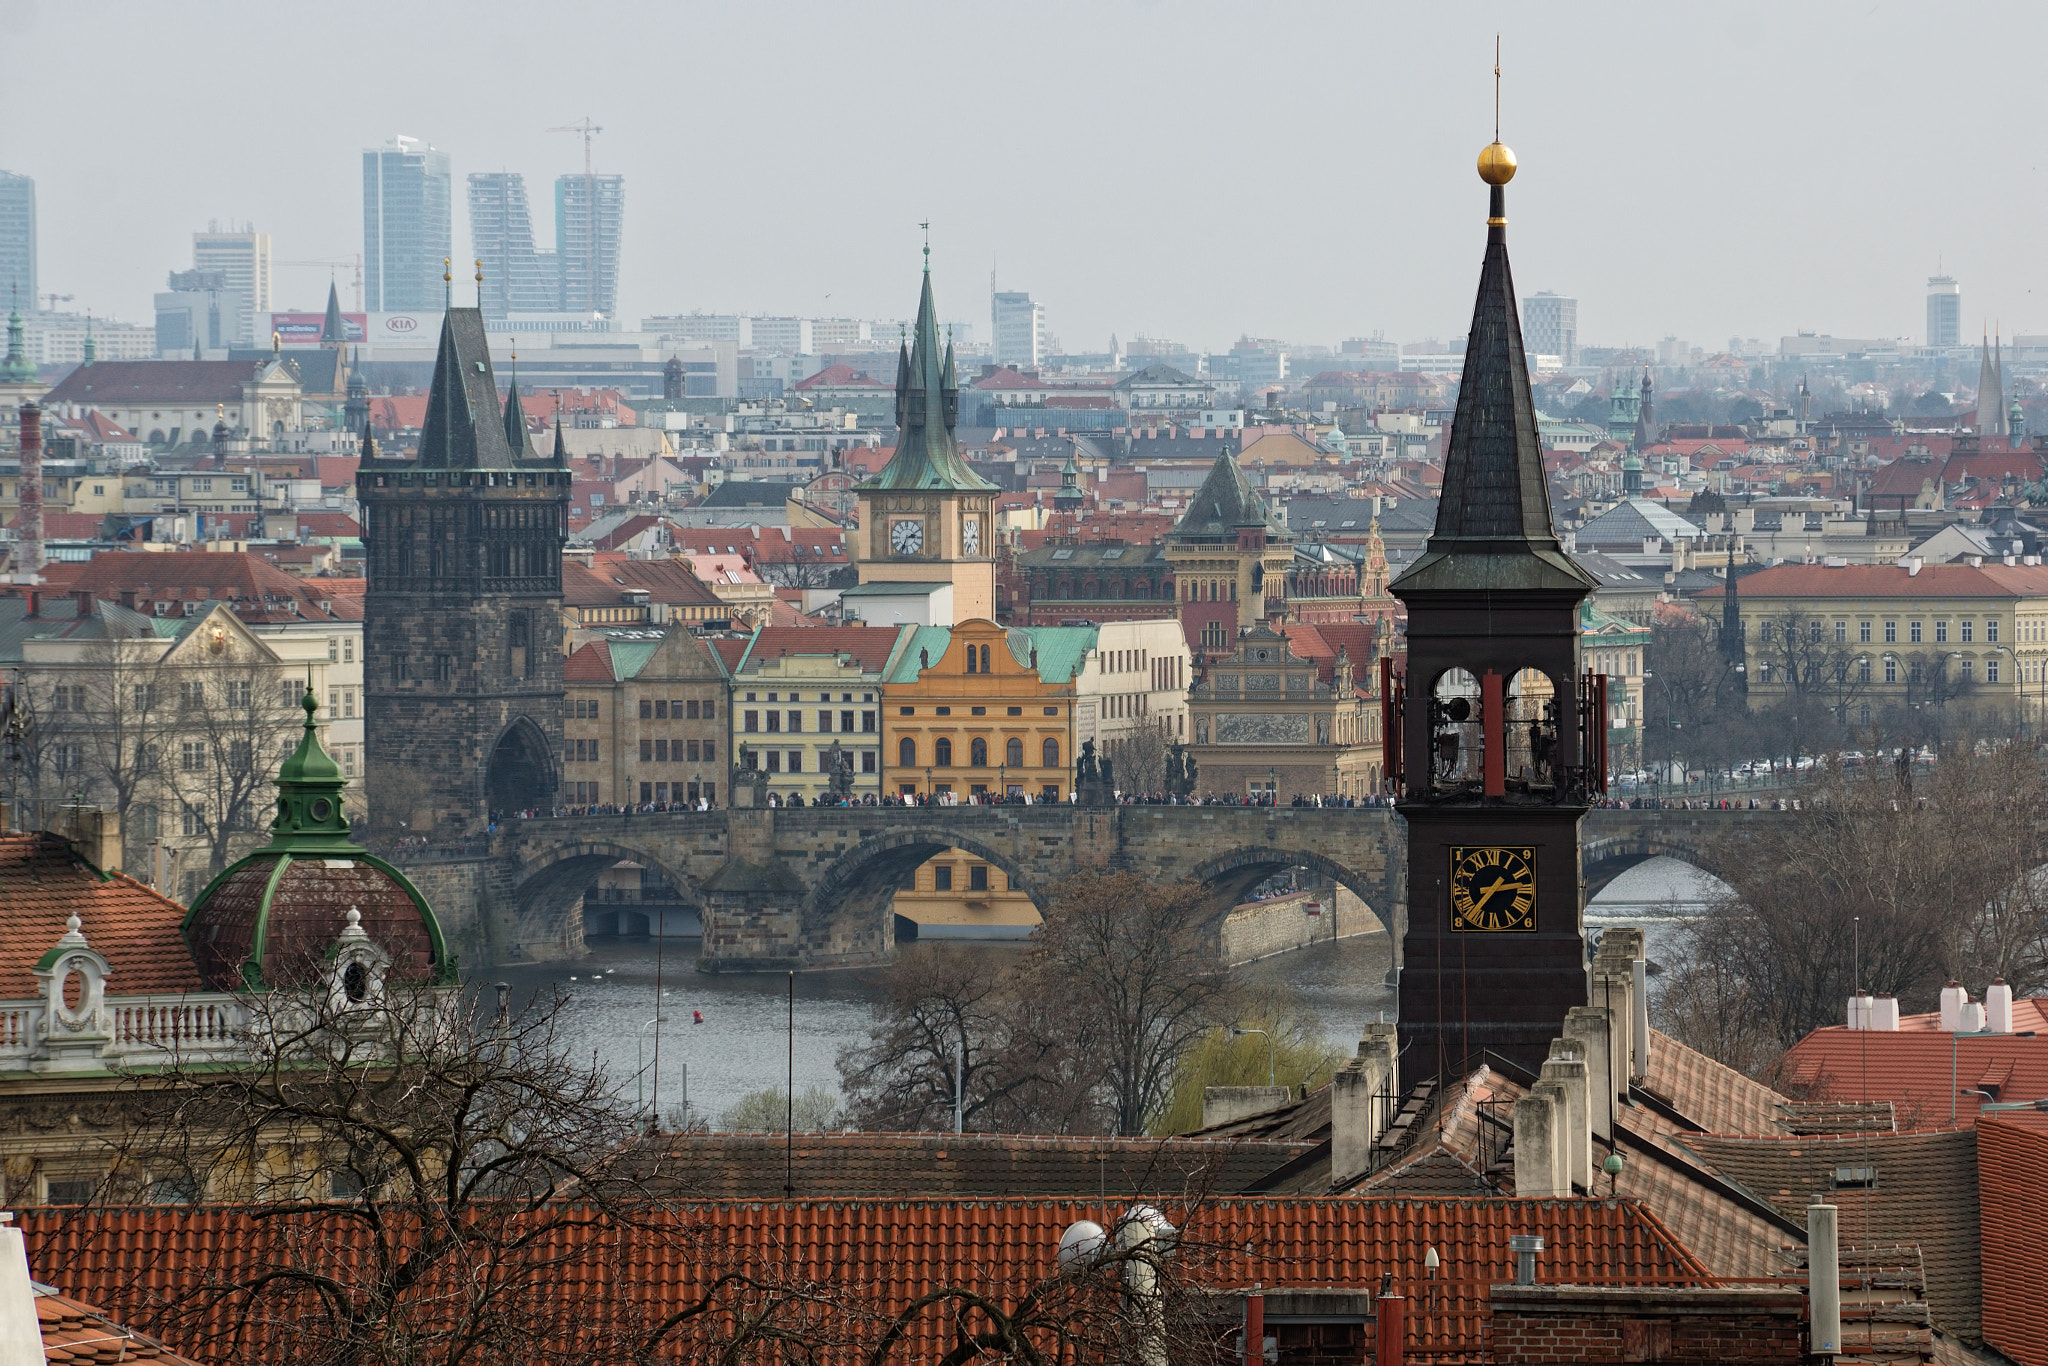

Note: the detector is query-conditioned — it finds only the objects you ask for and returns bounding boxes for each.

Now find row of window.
[899,705,1057,717]
[897,736,1058,768]
[639,699,716,719]
[743,710,877,733]
[1757,655,2004,685]
[1762,618,2002,645]
[566,738,724,764]
[743,749,879,775]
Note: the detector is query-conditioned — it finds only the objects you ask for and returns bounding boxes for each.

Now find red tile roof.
[37,1288,203,1365]
[19,1197,1709,1366]
[290,512,360,538]
[0,834,203,998]
[562,558,723,609]
[42,362,270,407]
[58,552,360,623]
[738,626,904,673]
[1697,561,2048,600]
[1775,1010,2048,1130]
[563,640,615,682]
[1978,1113,2048,1366]
[792,363,888,390]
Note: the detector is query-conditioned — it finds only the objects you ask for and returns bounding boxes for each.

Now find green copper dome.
[182,689,452,990]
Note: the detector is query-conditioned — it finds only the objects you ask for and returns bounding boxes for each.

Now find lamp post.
[999,761,1007,803]
[1230,1026,1275,1087]
[1267,764,1277,806]
[636,1015,668,1114]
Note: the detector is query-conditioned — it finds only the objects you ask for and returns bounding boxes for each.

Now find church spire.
[0,288,32,385]
[1977,325,2006,437]
[320,279,347,346]
[1392,138,1593,595]
[416,306,517,470]
[860,247,996,493]
[502,342,533,459]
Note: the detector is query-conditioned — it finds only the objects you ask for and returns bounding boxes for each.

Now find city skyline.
[3,1,2047,351]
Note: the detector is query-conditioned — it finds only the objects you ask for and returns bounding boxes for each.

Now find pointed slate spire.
[502,344,534,459]
[1977,327,2005,437]
[416,308,517,470]
[320,280,347,345]
[1392,148,1594,596]
[551,415,568,466]
[861,253,996,492]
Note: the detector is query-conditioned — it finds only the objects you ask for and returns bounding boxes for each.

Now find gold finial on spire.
[443,257,452,308]
[920,220,930,270]
[1477,35,1517,187]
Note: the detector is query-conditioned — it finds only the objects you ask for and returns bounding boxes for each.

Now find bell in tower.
[1385,132,1608,1077]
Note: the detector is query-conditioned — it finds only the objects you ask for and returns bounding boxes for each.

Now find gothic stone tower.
[1389,140,1604,1076]
[357,307,570,836]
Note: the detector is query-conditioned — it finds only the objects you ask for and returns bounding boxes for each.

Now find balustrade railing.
[0,993,247,1069]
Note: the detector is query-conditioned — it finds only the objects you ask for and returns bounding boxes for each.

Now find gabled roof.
[56,552,359,623]
[1167,450,1289,541]
[1576,497,1705,547]
[41,361,276,406]
[1115,362,1203,389]
[0,833,202,996]
[1392,175,1594,597]
[735,625,906,675]
[562,558,724,610]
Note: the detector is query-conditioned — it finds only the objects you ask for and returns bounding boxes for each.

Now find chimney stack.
[1513,1084,1568,1198]
[1940,981,1966,1032]
[1961,1001,1987,1033]
[1330,1020,1398,1187]
[1986,980,2014,1034]
[1846,991,1872,1030]
[1589,929,1645,1106]
[1541,1038,1592,1191]
[1562,1007,1616,1142]
[1510,1234,1544,1288]
[14,401,42,585]
[1808,1201,1841,1356]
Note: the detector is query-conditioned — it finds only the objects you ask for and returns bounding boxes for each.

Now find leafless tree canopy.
[840,874,1228,1137]
[1656,742,2048,1077]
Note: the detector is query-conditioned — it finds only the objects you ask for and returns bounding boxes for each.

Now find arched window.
[1006,737,1024,767]
[935,737,953,765]
[1042,737,1060,767]
[970,737,988,766]
[980,644,991,673]
[899,737,917,768]
[966,646,977,674]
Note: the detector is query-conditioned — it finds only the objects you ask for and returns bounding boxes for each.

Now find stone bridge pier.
[388,804,1769,971]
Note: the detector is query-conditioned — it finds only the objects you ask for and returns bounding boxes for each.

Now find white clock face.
[890,519,924,555]
[962,518,980,556]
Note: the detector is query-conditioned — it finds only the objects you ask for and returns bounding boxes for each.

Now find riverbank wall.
[1220,887,1381,966]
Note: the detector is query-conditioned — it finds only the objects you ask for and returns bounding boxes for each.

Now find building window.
[935,737,953,765]
[862,751,876,773]
[766,752,782,772]
[1987,659,1999,684]
[1834,621,1846,643]
[1961,659,1974,682]
[640,739,653,762]
[744,711,759,732]
[702,700,715,720]
[640,699,653,719]
[900,737,917,767]
[1962,621,1975,643]
[970,737,988,766]
[1043,737,1060,767]
[1857,657,1870,682]
[181,740,205,772]
[1910,621,1923,643]
[787,750,802,772]
[862,711,876,732]
[969,865,990,892]
[1858,621,1871,643]
[1987,619,2000,642]
[1884,657,1897,683]
[934,865,953,891]
[181,805,203,837]
[1884,620,1897,643]
[766,711,780,733]
[1006,737,1024,767]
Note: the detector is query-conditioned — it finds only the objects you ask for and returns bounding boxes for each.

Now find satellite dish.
[1058,1220,1106,1271]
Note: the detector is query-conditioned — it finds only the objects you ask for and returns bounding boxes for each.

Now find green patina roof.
[885,626,955,683]
[883,624,1097,685]
[858,263,998,494]
[608,640,661,681]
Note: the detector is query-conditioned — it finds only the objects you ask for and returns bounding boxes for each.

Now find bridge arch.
[1185,846,1397,944]
[805,828,1049,960]
[1580,834,1714,899]
[508,838,702,956]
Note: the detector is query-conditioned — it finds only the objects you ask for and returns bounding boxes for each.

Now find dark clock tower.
[1388,140,1606,1076]
[357,305,571,838]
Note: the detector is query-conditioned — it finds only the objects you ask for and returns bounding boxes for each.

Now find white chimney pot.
[1961,1001,1987,1033]
[1986,980,2014,1034]
[1940,982,1966,1032]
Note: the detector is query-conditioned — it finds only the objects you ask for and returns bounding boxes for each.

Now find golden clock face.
[1448,846,1537,932]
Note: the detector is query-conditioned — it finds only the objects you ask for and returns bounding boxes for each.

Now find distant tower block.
[1926,275,1960,350]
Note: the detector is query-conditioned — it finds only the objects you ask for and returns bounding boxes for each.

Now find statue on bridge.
[1076,739,1115,807]
[824,741,855,801]
[1165,743,1197,800]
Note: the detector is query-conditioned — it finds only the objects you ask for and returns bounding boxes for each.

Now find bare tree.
[161,650,300,876]
[1656,741,2048,1078]
[41,631,178,865]
[1107,719,1175,796]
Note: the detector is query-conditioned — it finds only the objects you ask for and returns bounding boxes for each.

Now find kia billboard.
[269,311,367,344]
[370,312,442,344]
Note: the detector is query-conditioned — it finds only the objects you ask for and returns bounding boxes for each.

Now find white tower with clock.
[852,254,1000,625]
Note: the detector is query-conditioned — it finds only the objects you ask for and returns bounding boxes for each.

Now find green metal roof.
[857,265,998,494]
[608,640,662,680]
[885,626,954,683]
[1008,626,1095,684]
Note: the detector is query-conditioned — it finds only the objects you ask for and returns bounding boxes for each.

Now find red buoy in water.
[692,1009,704,1025]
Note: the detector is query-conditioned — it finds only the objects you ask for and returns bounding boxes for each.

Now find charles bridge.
[383,803,1771,970]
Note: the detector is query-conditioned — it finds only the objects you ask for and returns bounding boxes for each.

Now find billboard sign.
[369,312,442,345]
[269,311,367,345]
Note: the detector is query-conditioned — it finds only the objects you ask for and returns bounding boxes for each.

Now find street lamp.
[1230,1026,1275,1087]
[636,1015,669,1114]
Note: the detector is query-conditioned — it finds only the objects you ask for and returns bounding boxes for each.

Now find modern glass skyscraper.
[1521,291,1577,365]
[554,173,623,316]
[363,137,452,312]
[467,173,558,320]
[991,291,1044,368]
[0,171,34,312]
[1927,275,1961,350]
[191,225,271,346]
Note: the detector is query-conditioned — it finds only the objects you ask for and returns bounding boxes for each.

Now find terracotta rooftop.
[0,833,201,999]
[20,1197,1710,1365]
[1977,1113,2048,1366]
[37,1288,202,1365]
[1697,561,2048,600]
[1774,1016,2048,1131]
[52,552,360,624]
[561,558,723,610]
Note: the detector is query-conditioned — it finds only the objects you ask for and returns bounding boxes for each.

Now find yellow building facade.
[881,620,1091,802]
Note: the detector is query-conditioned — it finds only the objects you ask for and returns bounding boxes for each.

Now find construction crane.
[547,118,605,316]
[41,293,73,311]
[277,256,365,313]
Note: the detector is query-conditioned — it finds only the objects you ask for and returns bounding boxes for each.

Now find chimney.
[1509,1234,1544,1288]
[72,588,94,617]
[1330,1020,1398,1186]
[1541,1038,1592,1191]
[1940,981,1966,1032]
[1808,1201,1841,1356]
[1562,1007,1615,1142]
[1906,556,1924,576]
[1589,929,1645,1104]
[1961,1001,1987,1033]
[14,401,42,585]
[1986,980,2014,1034]
[1846,991,1872,1030]
[0,1217,43,1365]
[58,804,122,873]
[1512,1084,1568,1198]
[1631,954,1651,1084]
[1872,995,1899,1031]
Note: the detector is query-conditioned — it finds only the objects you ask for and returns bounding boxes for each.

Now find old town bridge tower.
[357,303,570,837]
[1386,140,1607,1076]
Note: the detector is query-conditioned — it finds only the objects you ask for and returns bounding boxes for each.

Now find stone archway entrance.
[487,718,555,818]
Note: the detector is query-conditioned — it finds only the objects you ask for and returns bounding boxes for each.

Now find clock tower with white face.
[853,255,999,624]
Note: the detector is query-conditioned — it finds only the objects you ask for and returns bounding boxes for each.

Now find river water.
[490,859,1718,1127]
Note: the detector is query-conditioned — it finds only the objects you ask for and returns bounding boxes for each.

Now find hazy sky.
[5,0,2046,354]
